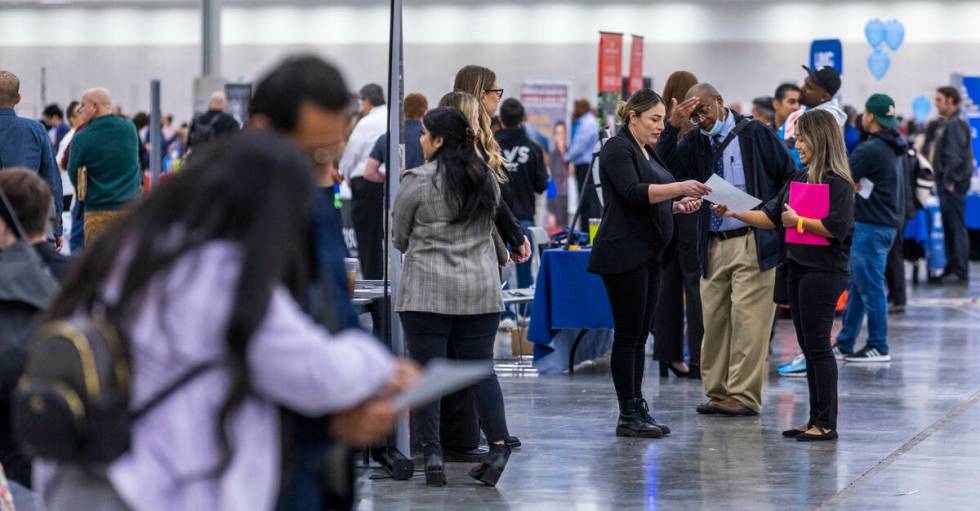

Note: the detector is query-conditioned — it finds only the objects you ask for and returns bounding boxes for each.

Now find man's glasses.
[688,103,717,126]
[484,88,504,99]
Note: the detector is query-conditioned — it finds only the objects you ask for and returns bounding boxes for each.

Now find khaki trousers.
[83,210,126,245]
[699,231,776,412]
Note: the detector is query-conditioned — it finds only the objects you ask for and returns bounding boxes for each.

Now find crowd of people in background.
[0,49,977,509]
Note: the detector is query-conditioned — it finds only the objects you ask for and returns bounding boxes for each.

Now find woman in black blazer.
[588,89,709,438]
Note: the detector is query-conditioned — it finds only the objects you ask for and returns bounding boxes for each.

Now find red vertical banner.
[597,32,623,93]
[628,35,644,93]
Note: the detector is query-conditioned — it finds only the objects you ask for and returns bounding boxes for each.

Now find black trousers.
[939,186,970,280]
[785,262,847,430]
[575,163,601,232]
[401,312,510,446]
[885,221,907,306]
[351,177,386,334]
[350,177,385,280]
[601,262,661,401]
[439,346,480,451]
[653,214,703,364]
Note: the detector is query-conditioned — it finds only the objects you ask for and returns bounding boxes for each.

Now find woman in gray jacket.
[392,107,512,488]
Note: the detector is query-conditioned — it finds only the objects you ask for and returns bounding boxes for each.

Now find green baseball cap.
[866,93,899,128]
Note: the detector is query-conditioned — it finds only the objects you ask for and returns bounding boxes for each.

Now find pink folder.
[785,181,830,246]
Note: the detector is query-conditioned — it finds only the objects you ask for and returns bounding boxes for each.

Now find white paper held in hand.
[392,359,491,410]
[858,178,874,199]
[703,174,762,212]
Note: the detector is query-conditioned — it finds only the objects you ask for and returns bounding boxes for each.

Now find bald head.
[80,87,113,121]
[0,71,21,107]
[686,83,721,102]
[686,83,727,133]
[208,91,227,111]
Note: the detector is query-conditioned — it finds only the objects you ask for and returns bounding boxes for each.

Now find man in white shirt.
[340,83,388,331]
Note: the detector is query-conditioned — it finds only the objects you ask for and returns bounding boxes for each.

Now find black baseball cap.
[802,65,841,97]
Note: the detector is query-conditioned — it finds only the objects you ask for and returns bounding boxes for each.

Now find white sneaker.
[832,346,852,361]
[844,346,892,363]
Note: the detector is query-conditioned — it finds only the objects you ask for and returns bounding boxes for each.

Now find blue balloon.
[865,18,886,49]
[868,49,891,80]
[885,19,905,51]
[912,96,932,123]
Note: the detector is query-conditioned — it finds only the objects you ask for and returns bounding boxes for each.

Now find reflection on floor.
[358,269,980,511]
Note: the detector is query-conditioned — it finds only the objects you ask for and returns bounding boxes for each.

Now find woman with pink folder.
[712,109,855,442]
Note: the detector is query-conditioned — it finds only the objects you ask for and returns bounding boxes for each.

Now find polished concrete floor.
[359,267,980,511]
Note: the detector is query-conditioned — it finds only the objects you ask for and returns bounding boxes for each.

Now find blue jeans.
[69,200,85,254]
[836,222,897,353]
[503,220,535,321]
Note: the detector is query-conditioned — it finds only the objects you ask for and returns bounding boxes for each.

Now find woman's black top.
[477,144,524,247]
[760,169,854,273]
[588,128,675,275]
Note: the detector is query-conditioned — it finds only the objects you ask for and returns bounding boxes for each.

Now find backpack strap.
[131,361,221,420]
[708,118,752,170]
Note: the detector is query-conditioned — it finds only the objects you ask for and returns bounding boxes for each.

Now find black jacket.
[658,112,796,275]
[0,241,58,486]
[932,111,975,193]
[495,127,549,221]
[187,110,240,148]
[850,129,906,228]
[588,128,675,275]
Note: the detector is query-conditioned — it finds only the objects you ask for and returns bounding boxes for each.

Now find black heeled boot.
[468,443,512,487]
[616,399,663,438]
[636,398,671,435]
[659,361,691,378]
[423,444,447,487]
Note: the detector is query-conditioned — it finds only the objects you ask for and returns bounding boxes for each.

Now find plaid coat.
[392,161,504,315]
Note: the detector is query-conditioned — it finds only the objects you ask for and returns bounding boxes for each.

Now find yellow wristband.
[797,217,806,234]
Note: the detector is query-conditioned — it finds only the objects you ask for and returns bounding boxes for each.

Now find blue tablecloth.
[967,194,980,229]
[528,249,614,360]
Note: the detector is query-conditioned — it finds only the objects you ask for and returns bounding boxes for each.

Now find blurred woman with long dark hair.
[33,131,414,509]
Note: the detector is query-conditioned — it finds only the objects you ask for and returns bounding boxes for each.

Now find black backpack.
[13,315,214,464]
[188,113,223,148]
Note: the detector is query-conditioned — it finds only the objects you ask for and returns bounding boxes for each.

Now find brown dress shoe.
[695,399,726,414]
[713,398,759,417]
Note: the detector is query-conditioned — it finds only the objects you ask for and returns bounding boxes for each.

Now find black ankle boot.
[423,444,447,487]
[616,399,663,438]
[468,443,512,487]
[636,398,671,435]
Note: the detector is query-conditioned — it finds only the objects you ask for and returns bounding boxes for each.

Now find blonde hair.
[439,91,481,137]
[795,109,856,189]
[453,65,507,181]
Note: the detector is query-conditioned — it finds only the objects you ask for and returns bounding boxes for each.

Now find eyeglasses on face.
[484,88,504,99]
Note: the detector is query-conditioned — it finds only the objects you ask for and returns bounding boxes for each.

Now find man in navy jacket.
[659,83,795,417]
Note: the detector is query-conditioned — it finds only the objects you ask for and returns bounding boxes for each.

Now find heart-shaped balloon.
[868,49,891,80]
[865,18,886,49]
[912,96,931,123]
[885,19,905,51]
